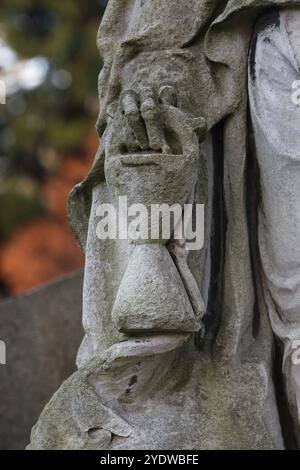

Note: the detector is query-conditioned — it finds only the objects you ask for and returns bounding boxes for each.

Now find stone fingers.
[140,87,170,153]
[121,90,149,150]
[121,87,176,154]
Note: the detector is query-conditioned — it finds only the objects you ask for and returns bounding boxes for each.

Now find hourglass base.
[112,244,200,333]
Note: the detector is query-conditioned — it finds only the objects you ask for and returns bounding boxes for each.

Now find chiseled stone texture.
[0,272,84,450]
[28,1,300,450]
[28,335,284,450]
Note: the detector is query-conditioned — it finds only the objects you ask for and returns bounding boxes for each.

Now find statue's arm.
[96,0,218,139]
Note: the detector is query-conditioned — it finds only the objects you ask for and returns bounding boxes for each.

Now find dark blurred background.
[0,0,108,299]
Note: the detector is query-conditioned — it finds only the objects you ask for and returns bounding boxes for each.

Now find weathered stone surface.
[28,335,284,450]
[29,1,300,450]
[0,272,83,450]
[112,245,200,333]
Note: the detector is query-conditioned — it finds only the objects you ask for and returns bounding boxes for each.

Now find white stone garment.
[249,9,300,439]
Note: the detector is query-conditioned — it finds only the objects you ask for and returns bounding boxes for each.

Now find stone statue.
[28,1,300,449]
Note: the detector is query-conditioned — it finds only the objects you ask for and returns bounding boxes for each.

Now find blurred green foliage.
[0,177,44,239]
[0,0,106,168]
[0,0,107,240]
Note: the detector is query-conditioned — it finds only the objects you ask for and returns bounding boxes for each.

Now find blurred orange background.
[0,131,97,295]
[0,1,107,298]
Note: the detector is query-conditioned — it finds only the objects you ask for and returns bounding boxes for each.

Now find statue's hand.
[110,85,207,156]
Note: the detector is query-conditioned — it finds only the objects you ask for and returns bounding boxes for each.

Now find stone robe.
[29,0,300,449]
